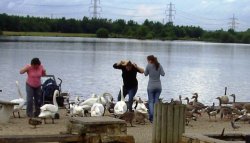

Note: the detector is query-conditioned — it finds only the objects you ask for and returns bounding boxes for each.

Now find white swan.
[10,81,26,118]
[132,98,148,114]
[91,102,105,117]
[114,86,127,116]
[39,90,59,124]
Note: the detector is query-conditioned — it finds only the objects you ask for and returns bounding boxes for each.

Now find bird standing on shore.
[29,118,42,128]
[231,121,240,130]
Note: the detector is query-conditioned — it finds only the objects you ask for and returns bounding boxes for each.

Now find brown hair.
[147,55,160,70]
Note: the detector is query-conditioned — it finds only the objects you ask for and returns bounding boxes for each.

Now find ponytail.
[147,55,160,70]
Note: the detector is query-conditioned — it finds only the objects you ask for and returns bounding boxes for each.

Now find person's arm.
[133,63,144,73]
[113,61,125,69]
[19,65,30,74]
[160,65,165,76]
[144,65,149,76]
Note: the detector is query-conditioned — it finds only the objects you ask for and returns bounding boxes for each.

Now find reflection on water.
[0,37,250,105]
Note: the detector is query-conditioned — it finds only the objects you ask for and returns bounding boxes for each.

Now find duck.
[38,90,59,124]
[28,118,42,128]
[114,86,127,116]
[10,81,26,118]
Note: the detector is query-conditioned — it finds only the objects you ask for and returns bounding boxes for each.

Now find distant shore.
[2,31,96,38]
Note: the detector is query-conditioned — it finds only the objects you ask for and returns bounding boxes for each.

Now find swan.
[38,90,59,124]
[10,81,26,118]
[132,97,148,114]
[91,102,105,117]
[114,86,127,116]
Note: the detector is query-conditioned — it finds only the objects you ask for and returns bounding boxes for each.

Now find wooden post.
[224,87,227,95]
[178,105,185,141]
[155,103,162,143]
[166,104,173,143]
[173,105,180,143]
[161,103,168,143]
[152,103,158,143]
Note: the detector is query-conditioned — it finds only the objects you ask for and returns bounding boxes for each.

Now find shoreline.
[0,109,249,143]
[1,35,249,46]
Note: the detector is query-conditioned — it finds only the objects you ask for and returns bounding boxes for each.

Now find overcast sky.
[0,0,249,31]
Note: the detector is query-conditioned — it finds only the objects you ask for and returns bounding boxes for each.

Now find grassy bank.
[3,31,96,38]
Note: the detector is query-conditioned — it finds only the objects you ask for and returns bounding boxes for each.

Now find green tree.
[136,26,149,39]
[96,28,109,38]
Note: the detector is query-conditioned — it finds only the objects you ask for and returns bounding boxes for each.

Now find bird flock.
[169,92,250,130]
[8,82,250,129]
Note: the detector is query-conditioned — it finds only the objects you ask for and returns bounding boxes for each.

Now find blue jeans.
[148,88,162,122]
[26,83,42,118]
[118,86,138,112]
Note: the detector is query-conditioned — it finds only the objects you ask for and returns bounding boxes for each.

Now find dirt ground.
[0,109,249,143]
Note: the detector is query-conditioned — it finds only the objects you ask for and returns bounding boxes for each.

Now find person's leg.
[147,88,154,122]
[33,87,42,117]
[26,83,34,118]
[154,88,162,104]
[117,86,128,101]
[127,86,138,112]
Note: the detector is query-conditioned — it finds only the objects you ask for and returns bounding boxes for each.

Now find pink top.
[26,64,46,88]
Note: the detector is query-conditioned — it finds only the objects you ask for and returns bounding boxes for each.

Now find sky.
[0,0,250,31]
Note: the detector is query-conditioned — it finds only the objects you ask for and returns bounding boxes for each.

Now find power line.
[165,2,176,24]
[89,0,101,18]
[229,14,239,31]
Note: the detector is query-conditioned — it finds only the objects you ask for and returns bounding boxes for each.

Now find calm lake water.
[0,36,250,105]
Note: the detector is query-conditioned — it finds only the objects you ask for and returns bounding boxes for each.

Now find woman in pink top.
[20,58,46,117]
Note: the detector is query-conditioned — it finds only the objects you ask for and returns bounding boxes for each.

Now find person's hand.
[133,63,137,68]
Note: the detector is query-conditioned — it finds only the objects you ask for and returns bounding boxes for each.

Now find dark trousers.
[26,83,42,118]
[117,86,138,112]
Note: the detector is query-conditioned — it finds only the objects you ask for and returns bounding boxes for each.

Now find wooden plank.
[173,105,180,143]
[161,103,168,143]
[0,134,83,143]
[166,104,173,143]
[152,103,158,143]
[70,116,126,125]
[178,105,185,141]
[155,103,162,143]
[0,100,18,105]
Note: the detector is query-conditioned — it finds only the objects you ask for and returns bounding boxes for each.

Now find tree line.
[0,13,250,44]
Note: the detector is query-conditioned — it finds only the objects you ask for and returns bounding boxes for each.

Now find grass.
[3,31,96,38]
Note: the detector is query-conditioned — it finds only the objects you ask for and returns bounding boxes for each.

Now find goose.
[38,90,59,124]
[184,97,194,105]
[229,94,245,110]
[234,113,250,123]
[216,95,229,105]
[29,118,42,128]
[191,93,206,110]
[119,111,135,127]
[10,81,26,118]
[243,103,250,113]
[114,86,127,116]
[170,95,182,105]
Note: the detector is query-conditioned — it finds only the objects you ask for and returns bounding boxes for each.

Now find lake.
[0,36,250,105]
